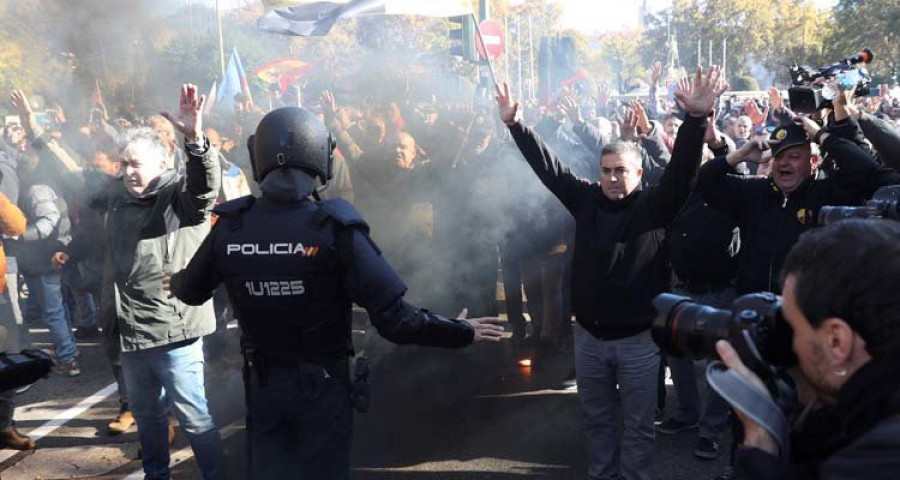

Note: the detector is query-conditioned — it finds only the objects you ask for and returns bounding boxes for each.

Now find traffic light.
[449,15,477,62]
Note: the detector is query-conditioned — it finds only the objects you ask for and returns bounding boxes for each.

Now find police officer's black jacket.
[169,193,474,364]
[507,114,706,340]
[695,135,880,294]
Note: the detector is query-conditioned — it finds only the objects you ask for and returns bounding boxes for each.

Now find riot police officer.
[166,107,504,480]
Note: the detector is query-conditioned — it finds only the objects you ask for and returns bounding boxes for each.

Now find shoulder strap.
[315,198,369,233]
[213,196,256,232]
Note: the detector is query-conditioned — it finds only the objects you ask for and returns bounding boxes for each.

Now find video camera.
[788,48,875,114]
[818,185,900,225]
[652,292,796,406]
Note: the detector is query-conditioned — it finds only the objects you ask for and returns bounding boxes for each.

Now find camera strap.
[706,361,791,459]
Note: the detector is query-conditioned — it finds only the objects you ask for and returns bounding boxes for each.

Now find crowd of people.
[0,48,898,480]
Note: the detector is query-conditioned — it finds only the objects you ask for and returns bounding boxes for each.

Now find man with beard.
[718,219,900,479]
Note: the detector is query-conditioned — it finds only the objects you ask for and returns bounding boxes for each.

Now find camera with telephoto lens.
[788,48,875,114]
[652,292,797,403]
[818,185,900,225]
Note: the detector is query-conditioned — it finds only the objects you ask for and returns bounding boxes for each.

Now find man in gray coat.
[109,84,222,480]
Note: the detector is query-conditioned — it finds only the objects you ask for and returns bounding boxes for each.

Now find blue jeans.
[667,287,735,442]
[574,325,659,480]
[23,273,77,365]
[120,339,223,480]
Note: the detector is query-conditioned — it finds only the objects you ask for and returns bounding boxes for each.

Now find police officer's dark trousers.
[247,358,352,479]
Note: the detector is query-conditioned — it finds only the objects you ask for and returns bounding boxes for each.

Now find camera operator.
[694,111,881,295]
[717,219,900,479]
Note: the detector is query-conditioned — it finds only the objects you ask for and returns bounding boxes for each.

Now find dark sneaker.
[656,417,699,434]
[693,437,720,460]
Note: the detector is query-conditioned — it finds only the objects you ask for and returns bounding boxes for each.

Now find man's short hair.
[600,142,642,169]
[121,127,169,165]
[782,219,900,358]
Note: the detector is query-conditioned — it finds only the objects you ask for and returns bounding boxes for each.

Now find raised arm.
[653,66,730,224]
[162,84,221,222]
[496,82,593,213]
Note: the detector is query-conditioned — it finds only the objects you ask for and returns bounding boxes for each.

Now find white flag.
[258,0,472,37]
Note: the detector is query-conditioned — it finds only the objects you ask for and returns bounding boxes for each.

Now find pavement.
[1,313,732,479]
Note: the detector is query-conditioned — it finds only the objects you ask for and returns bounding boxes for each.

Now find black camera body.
[819,185,900,225]
[788,48,875,114]
[652,292,797,401]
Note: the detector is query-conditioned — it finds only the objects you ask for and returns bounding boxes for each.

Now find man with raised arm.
[495,67,728,480]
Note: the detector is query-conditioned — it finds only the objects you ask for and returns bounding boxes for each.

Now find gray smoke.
[745,53,775,89]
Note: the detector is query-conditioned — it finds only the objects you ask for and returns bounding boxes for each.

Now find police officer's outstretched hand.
[161,84,206,144]
[456,308,505,343]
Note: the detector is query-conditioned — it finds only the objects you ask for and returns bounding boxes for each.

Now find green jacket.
[108,139,221,352]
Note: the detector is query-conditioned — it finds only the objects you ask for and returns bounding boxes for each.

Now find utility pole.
[479,0,489,21]
[216,0,226,77]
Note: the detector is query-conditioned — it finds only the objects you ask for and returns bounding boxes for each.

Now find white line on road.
[122,421,245,479]
[0,382,118,464]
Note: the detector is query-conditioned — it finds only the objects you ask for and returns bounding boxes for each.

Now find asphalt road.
[1,314,732,480]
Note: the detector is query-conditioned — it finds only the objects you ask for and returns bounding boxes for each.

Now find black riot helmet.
[247,107,335,183]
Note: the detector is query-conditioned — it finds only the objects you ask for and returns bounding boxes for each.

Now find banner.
[258,0,471,37]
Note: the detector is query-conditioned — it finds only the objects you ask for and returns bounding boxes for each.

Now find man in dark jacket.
[718,219,900,480]
[495,66,728,480]
[695,118,881,295]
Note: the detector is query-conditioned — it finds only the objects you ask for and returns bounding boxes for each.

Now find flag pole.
[216,0,226,77]
[471,12,498,88]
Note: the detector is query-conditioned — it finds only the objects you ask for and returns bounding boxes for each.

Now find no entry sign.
[477,20,504,60]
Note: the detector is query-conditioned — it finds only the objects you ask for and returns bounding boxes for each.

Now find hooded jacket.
[106,139,220,352]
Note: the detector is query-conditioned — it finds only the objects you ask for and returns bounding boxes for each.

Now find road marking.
[0,382,117,464]
[122,421,244,479]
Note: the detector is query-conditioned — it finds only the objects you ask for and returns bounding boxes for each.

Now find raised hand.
[651,60,663,86]
[618,107,640,142]
[674,66,730,117]
[495,82,520,126]
[160,84,206,144]
[768,87,784,113]
[745,101,769,127]
[793,114,824,142]
[631,100,651,135]
[559,96,584,125]
[704,109,725,147]
[9,90,34,117]
[320,90,338,120]
[597,83,611,110]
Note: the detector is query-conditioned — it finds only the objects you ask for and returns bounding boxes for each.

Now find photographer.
[717,219,900,479]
